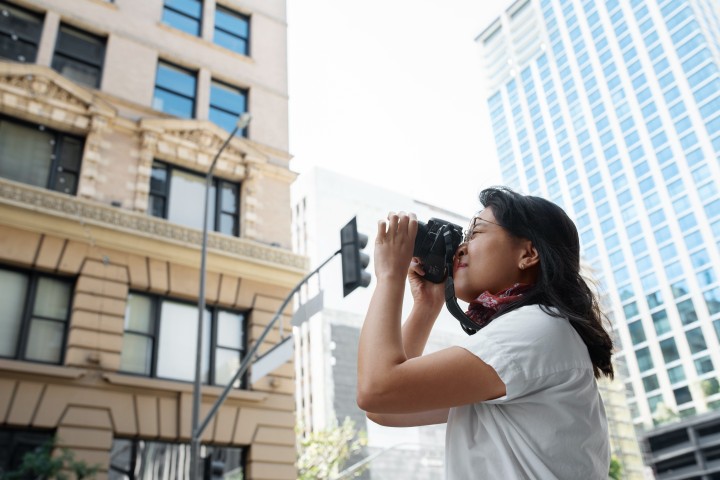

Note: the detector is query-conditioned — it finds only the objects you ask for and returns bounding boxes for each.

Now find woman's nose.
[455,243,467,258]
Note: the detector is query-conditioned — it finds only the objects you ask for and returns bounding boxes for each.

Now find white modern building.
[291,167,470,478]
[476,0,720,436]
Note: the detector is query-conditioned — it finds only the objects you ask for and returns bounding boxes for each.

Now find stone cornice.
[0,62,116,118]
[0,358,86,379]
[140,118,266,161]
[0,178,307,271]
[102,373,268,403]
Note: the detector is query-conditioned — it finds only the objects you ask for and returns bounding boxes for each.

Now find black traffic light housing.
[340,217,371,297]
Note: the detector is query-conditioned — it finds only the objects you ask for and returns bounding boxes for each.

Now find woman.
[357,187,614,479]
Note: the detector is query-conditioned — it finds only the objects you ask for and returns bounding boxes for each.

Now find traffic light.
[340,217,371,297]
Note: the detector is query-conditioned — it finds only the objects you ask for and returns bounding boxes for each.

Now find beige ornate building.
[0,0,302,478]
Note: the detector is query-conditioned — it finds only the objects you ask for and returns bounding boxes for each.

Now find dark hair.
[479,186,614,379]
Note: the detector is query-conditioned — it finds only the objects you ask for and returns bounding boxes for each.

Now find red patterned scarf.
[465,283,534,330]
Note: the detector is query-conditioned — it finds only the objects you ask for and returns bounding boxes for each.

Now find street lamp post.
[190,113,252,479]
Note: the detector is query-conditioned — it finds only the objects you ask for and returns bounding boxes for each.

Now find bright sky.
[287,0,511,216]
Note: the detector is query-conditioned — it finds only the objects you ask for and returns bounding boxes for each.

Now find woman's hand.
[408,258,446,311]
[374,212,418,282]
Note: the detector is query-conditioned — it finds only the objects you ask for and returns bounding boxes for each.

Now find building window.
[119,293,247,387]
[636,346,654,372]
[153,61,196,119]
[628,320,646,345]
[0,117,84,195]
[623,301,639,319]
[647,394,663,416]
[51,24,106,88]
[148,161,239,236]
[0,428,54,473]
[647,291,663,309]
[667,365,686,384]
[677,298,698,325]
[686,327,707,354]
[694,355,714,375]
[162,0,202,36]
[642,374,660,393]
[671,280,690,298]
[706,288,720,315]
[110,438,244,479]
[209,80,248,135]
[673,386,693,406]
[0,266,72,364]
[652,310,671,336]
[214,5,249,55]
[0,1,43,63]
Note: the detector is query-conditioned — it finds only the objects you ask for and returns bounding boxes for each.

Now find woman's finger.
[409,258,425,276]
[387,212,399,238]
[408,212,418,238]
[376,219,387,244]
[397,211,409,236]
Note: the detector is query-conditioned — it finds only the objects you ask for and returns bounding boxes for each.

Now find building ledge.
[103,373,268,402]
[0,178,307,275]
[0,358,86,379]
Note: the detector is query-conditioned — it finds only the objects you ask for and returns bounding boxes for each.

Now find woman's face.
[452,207,530,302]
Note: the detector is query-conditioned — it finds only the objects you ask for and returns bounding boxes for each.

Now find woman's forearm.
[357,274,407,397]
[402,302,442,358]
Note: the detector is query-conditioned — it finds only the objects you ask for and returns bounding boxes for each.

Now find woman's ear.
[518,240,540,270]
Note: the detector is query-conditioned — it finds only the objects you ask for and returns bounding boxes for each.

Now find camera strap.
[441,227,479,335]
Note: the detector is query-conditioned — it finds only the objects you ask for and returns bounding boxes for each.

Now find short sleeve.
[457,305,593,402]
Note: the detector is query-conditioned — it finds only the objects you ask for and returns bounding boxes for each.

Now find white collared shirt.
[446,305,610,480]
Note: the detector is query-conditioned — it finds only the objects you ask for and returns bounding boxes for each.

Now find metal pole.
[190,114,250,479]
[195,250,340,440]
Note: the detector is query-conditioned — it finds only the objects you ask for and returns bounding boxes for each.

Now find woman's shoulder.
[461,304,595,388]
[494,304,567,330]
[481,304,582,348]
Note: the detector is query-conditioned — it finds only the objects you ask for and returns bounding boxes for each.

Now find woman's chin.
[453,288,475,304]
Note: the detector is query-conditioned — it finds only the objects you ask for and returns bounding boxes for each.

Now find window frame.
[209,78,249,137]
[0,1,44,63]
[213,4,250,56]
[0,115,85,195]
[51,23,106,89]
[0,265,74,365]
[148,160,241,237]
[162,0,202,37]
[119,292,248,388]
[153,60,197,119]
[0,427,55,473]
[110,438,246,480]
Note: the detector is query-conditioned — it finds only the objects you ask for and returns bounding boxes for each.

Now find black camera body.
[413,218,464,283]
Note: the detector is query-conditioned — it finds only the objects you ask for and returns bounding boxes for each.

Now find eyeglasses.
[462,217,504,244]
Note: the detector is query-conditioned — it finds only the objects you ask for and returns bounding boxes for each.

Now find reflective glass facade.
[478,0,720,429]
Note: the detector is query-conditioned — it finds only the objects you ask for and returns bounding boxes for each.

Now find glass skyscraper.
[476,0,720,430]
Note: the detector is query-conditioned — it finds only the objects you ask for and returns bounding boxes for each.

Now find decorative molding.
[8,74,86,109]
[0,62,115,118]
[0,179,307,271]
[139,119,267,181]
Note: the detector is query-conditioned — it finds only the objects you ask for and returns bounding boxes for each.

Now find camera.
[413,218,464,283]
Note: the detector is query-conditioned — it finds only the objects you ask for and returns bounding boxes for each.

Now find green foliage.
[2,438,100,480]
[652,402,679,426]
[608,456,622,480]
[701,378,720,397]
[297,417,367,480]
[221,469,243,480]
